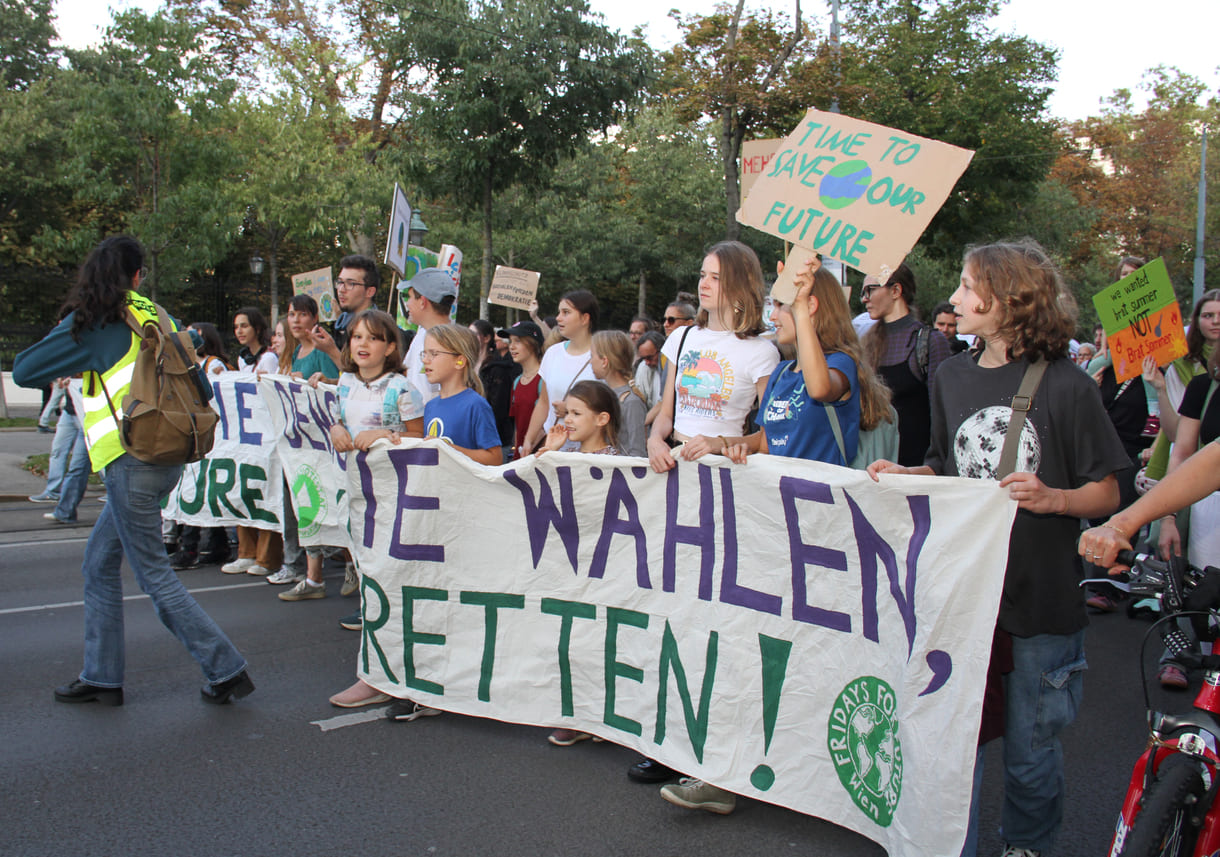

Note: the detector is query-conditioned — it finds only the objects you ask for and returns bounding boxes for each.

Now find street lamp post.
[249,254,267,324]
[408,211,429,248]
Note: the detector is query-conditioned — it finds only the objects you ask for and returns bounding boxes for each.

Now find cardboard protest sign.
[488,265,541,310]
[741,138,781,202]
[291,267,337,322]
[738,109,974,278]
[344,443,1014,857]
[770,245,820,304]
[164,373,283,529]
[384,183,412,276]
[1092,258,1187,382]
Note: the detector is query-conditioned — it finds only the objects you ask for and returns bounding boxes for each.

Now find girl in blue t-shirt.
[727,258,890,466]
[421,324,502,466]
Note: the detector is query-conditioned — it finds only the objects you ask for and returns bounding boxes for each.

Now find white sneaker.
[245,564,271,576]
[221,557,257,574]
[266,566,304,585]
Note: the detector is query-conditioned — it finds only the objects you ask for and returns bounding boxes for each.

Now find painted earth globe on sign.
[818,159,872,210]
[953,406,1041,479]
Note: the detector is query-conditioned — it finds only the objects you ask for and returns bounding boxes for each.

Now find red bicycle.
[1103,549,1220,856]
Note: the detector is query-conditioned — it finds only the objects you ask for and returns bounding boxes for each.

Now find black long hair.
[64,235,143,340]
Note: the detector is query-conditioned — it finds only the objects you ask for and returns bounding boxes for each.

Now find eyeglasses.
[663,316,690,325]
[336,278,367,291]
[861,284,890,299]
[423,349,459,360]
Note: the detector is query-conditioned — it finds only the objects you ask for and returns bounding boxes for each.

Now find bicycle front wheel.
[1120,754,1208,856]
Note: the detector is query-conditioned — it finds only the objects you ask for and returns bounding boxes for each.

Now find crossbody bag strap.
[667,326,694,438]
[824,400,849,465]
[996,358,1049,479]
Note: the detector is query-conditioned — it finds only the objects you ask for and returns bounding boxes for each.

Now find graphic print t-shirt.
[423,388,500,451]
[661,326,779,438]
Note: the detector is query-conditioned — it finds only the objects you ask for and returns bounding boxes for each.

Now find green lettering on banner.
[207,459,244,519]
[541,598,598,717]
[360,576,398,682]
[402,585,448,695]
[239,463,277,524]
[460,591,526,702]
[603,607,649,736]
[179,463,207,515]
[654,621,718,763]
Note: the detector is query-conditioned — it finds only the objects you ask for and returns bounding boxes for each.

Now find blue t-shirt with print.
[759,352,860,465]
[424,388,501,450]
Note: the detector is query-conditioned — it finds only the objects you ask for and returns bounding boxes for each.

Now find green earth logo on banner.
[292,465,327,539]
[818,160,872,210]
[828,676,903,827]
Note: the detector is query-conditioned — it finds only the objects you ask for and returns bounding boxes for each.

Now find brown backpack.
[101,304,219,465]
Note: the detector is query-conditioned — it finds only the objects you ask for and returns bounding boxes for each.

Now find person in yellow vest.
[13,235,253,707]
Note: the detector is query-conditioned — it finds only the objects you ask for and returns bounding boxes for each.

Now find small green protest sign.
[1092,258,1187,382]
[737,109,974,278]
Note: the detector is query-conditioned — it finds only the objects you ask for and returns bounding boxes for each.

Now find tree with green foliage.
[0,0,57,90]
[404,0,651,318]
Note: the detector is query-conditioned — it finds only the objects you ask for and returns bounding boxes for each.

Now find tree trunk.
[638,269,647,315]
[480,169,494,322]
[721,0,746,242]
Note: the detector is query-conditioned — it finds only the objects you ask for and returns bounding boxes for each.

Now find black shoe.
[339,610,362,631]
[170,550,199,570]
[199,550,231,566]
[201,670,255,705]
[628,758,677,783]
[54,679,123,706]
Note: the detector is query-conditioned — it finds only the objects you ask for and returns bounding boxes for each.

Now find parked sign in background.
[1092,258,1187,382]
[738,109,974,278]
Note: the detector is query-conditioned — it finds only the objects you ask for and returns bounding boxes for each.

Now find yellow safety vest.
[80,291,164,471]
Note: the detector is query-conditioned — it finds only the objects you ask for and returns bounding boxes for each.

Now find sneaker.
[245,564,271,576]
[1085,593,1119,613]
[221,557,257,574]
[1000,848,1041,857]
[170,550,200,570]
[43,512,74,524]
[340,562,359,597]
[548,729,594,746]
[329,680,392,708]
[339,611,362,631]
[28,492,59,503]
[1159,663,1189,690]
[278,579,326,601]
[659,778,736,815]
[386,700,442,722]
[266,566,304,585]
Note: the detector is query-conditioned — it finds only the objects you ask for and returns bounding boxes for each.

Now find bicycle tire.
[1119,754,1208,857]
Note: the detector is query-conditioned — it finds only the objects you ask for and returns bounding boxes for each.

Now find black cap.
[497,320,544,350]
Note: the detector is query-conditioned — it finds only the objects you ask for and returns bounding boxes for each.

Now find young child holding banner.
[868,240,1129,857]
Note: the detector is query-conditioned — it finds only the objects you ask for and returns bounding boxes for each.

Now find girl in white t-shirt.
[647,240,780,473]
[521,289,600,455]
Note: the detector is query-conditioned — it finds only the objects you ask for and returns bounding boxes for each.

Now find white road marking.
[2,537,92,548]
[311,707,389,732]
[0,580,270,615]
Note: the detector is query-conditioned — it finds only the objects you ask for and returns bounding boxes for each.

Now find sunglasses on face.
[664,316,689,325]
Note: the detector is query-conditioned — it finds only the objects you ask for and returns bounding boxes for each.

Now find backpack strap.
[914,325,931,382]
[824,402,849,466]
[996,358,1049,479]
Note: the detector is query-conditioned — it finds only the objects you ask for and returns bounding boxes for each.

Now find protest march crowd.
[16,233,1220,857]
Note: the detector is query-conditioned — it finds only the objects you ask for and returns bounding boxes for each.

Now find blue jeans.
[53,413,90,522]
[43,410,79,497]
[1001,630,1087,853]
[79,454,247,688]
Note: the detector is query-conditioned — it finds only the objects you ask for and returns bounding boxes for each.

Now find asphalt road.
[0,494,1173,857]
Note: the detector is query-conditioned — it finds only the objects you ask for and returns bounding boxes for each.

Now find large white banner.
[348,442,1016,857]
[164,372,283,529]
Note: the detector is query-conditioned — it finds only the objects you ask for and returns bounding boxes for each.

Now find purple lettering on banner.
[502,466,580,573]
[663,465,716,601]
[300,384,331,452]
[388,447,444,562]
[779,476,851,631]
[273,382,303,449]
[588,468,650,587]
[846,491,928,655]
[234,382,264,446]
[213,380,230,439]
[719,467,781,615]
[357,451,377,548]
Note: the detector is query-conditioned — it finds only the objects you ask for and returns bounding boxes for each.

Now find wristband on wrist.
[1100,521,1129,540]
[719,435,730,453]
